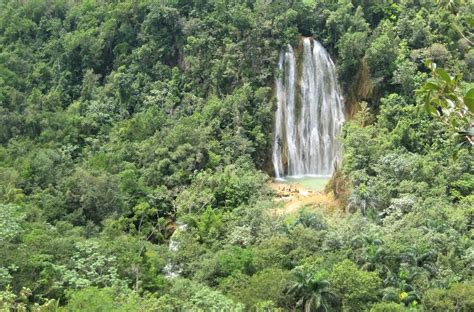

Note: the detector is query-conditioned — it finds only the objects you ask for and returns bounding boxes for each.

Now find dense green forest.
[1,0,473,311]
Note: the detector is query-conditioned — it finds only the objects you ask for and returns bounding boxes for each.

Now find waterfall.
[272,37,344,178]
[164,222,187,279]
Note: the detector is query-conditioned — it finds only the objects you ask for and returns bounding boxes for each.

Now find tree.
[1,0,473,310]
[64,168,125,225]
[54,241,126,290]
[219,268,292,310]
[0,204,24,242]
[370,302,408,312]
[60,287,160,312]
[163,278,244,311]
[423,283,474,312]
[366,21,399,80]
[417,61,474,144]
[330,260,381,311]
[288,267,338,312]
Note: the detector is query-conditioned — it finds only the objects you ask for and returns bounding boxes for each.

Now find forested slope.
[1,0,473,311]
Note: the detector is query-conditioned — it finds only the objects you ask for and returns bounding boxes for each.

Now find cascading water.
[272,37,344,179]
[164,222,187,279]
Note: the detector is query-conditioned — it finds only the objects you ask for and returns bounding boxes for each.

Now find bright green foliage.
[0,0,473,310]
[288,266,338,312]
[63,168,125,225]
[370,302,408,312]
[418,60,474,132]
[54,241,126,289]
[239,268,292,309]
[423,283,474,312]
[60,287,160,312]
[176,161,267,214]
[0,168,24,203]
[219,268,292,310]
[156,278,244,311]
[0,287,58,311]
[0,204,24,241]
[366,21,400,80]
[331,260,381,310]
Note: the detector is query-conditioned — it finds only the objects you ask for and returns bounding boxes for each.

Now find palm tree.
[287,269,339,312]
[351,234,388,272]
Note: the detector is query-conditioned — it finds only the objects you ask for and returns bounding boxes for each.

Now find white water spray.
[272,38,344,178]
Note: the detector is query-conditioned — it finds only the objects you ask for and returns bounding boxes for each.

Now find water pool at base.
[275,175,330,192]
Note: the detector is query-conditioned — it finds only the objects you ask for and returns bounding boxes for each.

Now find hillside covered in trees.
[1,0,473,311]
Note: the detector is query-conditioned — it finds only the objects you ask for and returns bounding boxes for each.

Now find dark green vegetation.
[1,0,473,311]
